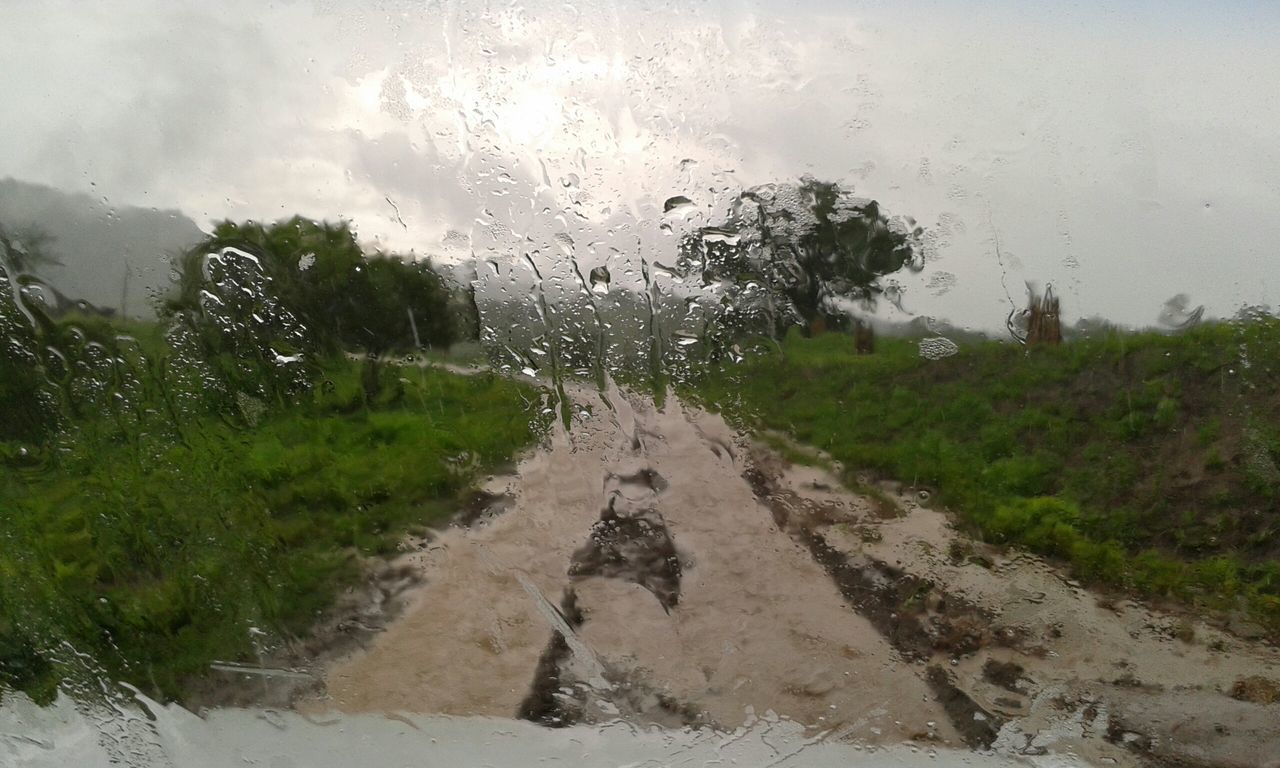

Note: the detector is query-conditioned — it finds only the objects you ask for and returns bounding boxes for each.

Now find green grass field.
[1,359,546,703]
[691,318,1280,636]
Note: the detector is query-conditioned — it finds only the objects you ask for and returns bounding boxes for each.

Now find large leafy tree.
[676,178,922,338]
[163,217,462,417]
[345,254,457,354]
[166,217,459,356]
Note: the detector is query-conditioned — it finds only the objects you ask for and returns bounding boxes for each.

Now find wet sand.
[306,383,1280,766]
[311,383,953,743]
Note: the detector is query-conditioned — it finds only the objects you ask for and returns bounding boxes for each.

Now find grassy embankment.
[692,318,1280,636]
[1,343,546,703]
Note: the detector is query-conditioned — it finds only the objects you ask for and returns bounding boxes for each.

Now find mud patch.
[519,486,703,729]
[745,455,1005,746]
[982,659,1026,693]
[454,490,516,528]
[798,528,935,660]
[184,558,426,710]
[746,462,1002,661]
[926,666,1001,749]
[568,498,681,611]
[517,586,708,729]
[517,589,586,727]
[1230,675,1280,704]
[604,467,669,497]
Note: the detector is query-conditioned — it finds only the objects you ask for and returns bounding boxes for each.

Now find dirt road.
[305,383,1280,767]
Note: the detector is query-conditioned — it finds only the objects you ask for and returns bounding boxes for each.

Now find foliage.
[0,266,61,442]
[1,216,545,703]
[1,263,175,442]
[0,358,545,702]
[691,317,1280,636]
[167,246,316,411]
[165,217,462,357]
[674,178,921,341]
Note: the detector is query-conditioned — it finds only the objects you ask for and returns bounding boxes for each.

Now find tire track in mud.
[515,588,585,726]
[742,459,1004,749]
[751,446,1280,768]
[516,491,707,728]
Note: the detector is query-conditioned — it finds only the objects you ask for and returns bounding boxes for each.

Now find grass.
[0,357,547,703]
[689,318,1280,636]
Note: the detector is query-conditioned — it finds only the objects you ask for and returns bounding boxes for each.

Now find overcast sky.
[2,0,1278,330]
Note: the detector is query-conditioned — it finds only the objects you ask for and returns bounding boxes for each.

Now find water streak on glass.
[3,2,1280,767]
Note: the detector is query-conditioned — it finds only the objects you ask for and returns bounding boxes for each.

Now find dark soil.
[568,497,681,611]
[744,456,1005,747]
[517,588,586,727]
[982,659,1026,693]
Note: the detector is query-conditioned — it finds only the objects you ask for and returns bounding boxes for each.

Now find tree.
[165,217,360,354]
[165,245,315,411]
[342,252,456,355]
[0,264,60,442]
[166,217,459,357]
[0,222,61,276]
[161,216,466,417]
[675,178,922,340]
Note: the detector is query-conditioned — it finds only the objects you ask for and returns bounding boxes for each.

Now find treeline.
[1,216,477,444]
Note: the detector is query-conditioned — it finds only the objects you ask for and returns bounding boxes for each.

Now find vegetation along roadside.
[690,317,1280,639]
[1,217,548,704]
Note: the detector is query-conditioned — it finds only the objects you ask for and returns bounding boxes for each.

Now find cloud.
[2,0,1279,329]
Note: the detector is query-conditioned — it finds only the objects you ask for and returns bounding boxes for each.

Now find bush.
[165,218,461,358]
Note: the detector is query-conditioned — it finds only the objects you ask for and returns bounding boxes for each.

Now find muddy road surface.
[294,384,1280,768]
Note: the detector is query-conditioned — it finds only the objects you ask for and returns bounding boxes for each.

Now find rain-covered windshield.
[3,2,1280,767]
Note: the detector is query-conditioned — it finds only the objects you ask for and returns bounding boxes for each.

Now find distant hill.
[0,178,205,317]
